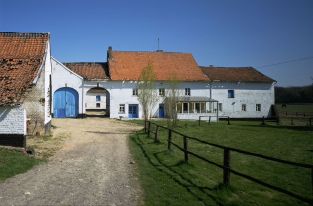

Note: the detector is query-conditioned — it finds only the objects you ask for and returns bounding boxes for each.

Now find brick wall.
[0,106,25,134]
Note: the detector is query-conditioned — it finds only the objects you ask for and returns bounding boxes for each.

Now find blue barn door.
[53,87,78,118]
[128,104,138,118]
[159,104,165,118]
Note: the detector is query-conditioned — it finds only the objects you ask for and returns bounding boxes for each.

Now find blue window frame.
[96,95,101,101]
[228,90,235,98]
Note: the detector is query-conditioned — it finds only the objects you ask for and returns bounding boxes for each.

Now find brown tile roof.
[0,32,49,105]
[64,62,109,80]
[109,51,208,81]
[200,66,275,83]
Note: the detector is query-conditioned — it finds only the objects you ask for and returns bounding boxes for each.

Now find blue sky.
[0,0,312,86]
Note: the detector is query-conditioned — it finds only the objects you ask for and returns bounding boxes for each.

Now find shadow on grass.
[132,132,229,206]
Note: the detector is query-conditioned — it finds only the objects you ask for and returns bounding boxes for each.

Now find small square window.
[256,104,261,111]
[96,103,101,108]
[132,88,138,96]
[228,90,234,98]
[218,103,223,112]
[159,88,165,96]
[96,95,101,101]
[119,104,125,113]
[242,104,247,112]
[185,88,190,96]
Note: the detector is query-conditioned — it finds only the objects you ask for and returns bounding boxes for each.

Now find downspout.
[82,79,84,118]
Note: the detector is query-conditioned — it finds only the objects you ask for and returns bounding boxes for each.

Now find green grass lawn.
[0,148,42,181]
[129,120,313,206]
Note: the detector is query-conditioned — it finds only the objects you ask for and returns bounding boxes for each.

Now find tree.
[164,74,182,128]
[137,63,159,121]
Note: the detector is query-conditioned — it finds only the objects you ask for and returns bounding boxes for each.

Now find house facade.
[51,47,275,120]
[0,32,52,147]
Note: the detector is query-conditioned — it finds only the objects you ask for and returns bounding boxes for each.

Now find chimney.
[107,46,113,61]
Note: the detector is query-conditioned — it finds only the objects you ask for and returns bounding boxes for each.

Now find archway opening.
[86,87,110,117]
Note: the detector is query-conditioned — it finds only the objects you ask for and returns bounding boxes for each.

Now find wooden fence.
[144,120,313,204]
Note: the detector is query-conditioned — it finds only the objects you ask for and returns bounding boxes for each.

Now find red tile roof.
[0,32,49,105]
[109,51,208,81]
[64,62,109,80]
[201,66,275,83]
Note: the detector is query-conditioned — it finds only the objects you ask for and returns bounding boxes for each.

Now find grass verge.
[129,120,313,206]
[0,148,42,181]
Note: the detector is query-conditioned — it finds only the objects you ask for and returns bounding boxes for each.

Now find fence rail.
[144,120,313,204]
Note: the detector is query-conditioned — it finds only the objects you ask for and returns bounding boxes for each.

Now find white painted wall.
[108,81,212,119]
[51,57,84,116]
[211,82,275,118]
[0,106,26,135]
[44,40,52,125]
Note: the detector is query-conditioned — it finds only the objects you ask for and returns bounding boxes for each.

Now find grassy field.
[0,148,42,181]
[129,120,313,206]
[276,104,313,113]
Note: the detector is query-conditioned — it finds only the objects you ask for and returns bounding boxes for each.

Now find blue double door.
[159,104,165,118]
[128,104,138,118]
[53,87,79,118]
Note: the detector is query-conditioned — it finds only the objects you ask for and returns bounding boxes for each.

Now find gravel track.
[0,118,142,206]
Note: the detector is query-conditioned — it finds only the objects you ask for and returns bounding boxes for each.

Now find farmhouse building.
[0,32,52,147]
[51,47,275,120]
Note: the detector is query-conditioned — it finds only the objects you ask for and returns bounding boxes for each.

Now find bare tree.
[137,63,159,121]
[165,74,181,128]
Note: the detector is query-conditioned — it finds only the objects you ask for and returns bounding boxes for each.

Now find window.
[159,88,165,96]
[176,102,182,113]
[218,103,223,112]
[195,102,200,113]
[242,104,247,112]
[256,104,261,111]
[96,95,101,101]
[119,104,125,113]
[96,103,100,108]
[228,90,235,98]
[132,88,138,96]
[185,88,191,96]
[183,102,189,113]
[189,102,194,113]
[200,102,206,113]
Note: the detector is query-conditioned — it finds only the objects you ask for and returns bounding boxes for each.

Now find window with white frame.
[159,88,165,96]
[132,88,138,96]
[119,104,125,113]
[256,104,261,111]
[242,104,247,112]
[185,88,191,96]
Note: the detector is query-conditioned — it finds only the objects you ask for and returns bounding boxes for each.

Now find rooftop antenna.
[157,37,163,52]
[157,37,160,50]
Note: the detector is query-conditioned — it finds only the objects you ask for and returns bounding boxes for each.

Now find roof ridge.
[63,62,106,64]
[0,32,49,37]
[112,50,191,55]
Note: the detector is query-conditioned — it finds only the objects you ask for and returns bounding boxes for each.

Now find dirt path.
[0,118,143,206]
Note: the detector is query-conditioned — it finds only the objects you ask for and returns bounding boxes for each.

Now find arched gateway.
[85,87,110,117]
[53,87,79,118]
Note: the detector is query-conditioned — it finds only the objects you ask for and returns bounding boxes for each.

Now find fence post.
[168,129,172,150]
[291,117,294,126]
[148,121,151,137]
[154,125,159,143]
[310,118,312,127]
[262,116,265,125]
[311,167,313,196]
[183,136,188,163]
[199,116,201,126]
[223,148,230,186]
[144,120,147,133]
[208,116,211,124]
[227,116,230,125]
